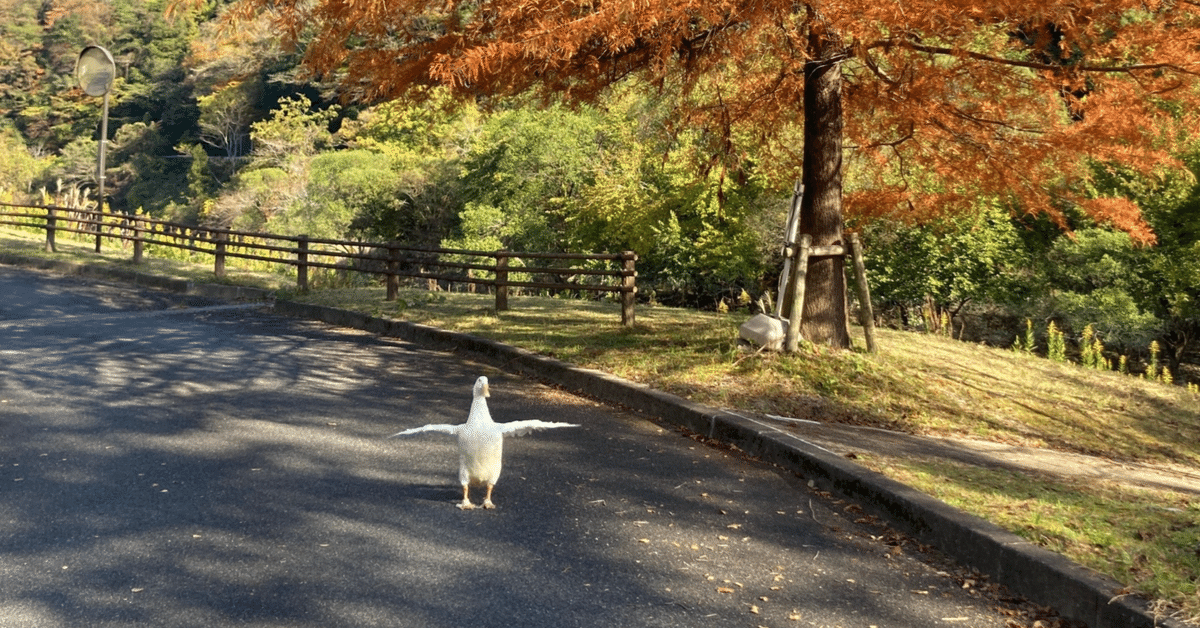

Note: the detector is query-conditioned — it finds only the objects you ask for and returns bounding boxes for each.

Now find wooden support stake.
[785,234,812,352]
[847,232,878,353]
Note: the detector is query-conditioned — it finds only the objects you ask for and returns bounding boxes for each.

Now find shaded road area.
[1,265,1044,627]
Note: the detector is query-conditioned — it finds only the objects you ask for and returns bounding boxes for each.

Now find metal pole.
[94,91,109,253]
[98,91,108,205]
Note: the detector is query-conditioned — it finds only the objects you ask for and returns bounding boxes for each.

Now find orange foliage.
[217,0,1200,243]
[40,0,103,27]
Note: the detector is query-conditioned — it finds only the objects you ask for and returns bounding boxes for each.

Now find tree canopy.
[214,0,1200,347]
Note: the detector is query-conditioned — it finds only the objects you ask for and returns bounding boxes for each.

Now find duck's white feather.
[496,419,581,437]
[388,423,460,437]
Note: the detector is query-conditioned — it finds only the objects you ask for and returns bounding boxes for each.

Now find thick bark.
[795,38,851,348]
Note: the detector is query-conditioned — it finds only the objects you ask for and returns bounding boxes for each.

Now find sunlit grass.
[297,284,1200,466]
[865,455,1200,624]
[0,227,291,290]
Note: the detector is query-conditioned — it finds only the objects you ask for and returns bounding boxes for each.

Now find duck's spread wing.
[388,424,461,438]
[496,420,580,437]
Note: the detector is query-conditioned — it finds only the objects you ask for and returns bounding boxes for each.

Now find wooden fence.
[0,202,638,325]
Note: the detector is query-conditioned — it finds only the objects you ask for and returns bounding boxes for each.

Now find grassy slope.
[4,228,1199,621]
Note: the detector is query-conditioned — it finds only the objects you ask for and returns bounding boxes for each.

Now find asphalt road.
[0,264,1039,628]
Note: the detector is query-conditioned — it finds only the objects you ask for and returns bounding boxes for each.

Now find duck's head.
[474,376,490,398]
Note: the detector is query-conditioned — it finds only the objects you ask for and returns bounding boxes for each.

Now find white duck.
[389,376,579,509]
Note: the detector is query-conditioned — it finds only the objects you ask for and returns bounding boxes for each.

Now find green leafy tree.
[249,94,337,169]
[443,92,770,305]
[453,103,605,253]
[0,122,50,200]
[0,1,46,110]
[859,204,1024,327]
[268,149,405,240]
[206,94,339,229]
[208,166,291,230]
[1043,229,1160,354]
[197,81,257,162]
[1088,152,1200,372]
[345,91,479,246]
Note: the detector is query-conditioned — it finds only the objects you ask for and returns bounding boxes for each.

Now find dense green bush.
[858,203,1025,328]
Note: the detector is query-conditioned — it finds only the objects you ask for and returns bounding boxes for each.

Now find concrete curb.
[0,251,1183,628]
[271,299,1186,628]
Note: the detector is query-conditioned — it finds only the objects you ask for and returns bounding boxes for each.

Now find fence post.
[94,207,103,253]
[621,251,637,327]
[214,230,227,279]
[296,234,310,293]
[132,215,143,264]
[847,232,878,353]
[494,250,509,312]
[785,234,812,352]
[386,242,400,302]
[45,207,56,253]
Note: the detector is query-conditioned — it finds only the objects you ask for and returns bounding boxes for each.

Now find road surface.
[0,264,1047,627]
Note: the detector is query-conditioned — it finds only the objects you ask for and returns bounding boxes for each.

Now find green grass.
[4,225,1200,622]
[870,457,1200,622]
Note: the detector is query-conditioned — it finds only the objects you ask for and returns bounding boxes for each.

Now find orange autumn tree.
[216,0,1200,348]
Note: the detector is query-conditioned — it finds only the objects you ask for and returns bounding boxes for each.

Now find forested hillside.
[1,0,1198,379]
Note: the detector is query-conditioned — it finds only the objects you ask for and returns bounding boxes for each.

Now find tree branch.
[846,122,913,150]
[867,39,1200,77]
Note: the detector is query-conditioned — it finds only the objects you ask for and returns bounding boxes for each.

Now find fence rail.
[0,202,638,325]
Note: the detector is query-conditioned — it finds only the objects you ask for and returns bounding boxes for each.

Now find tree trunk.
[796,33,851,348]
